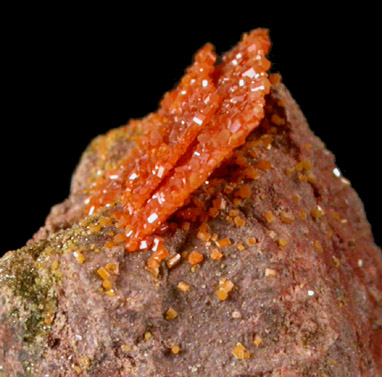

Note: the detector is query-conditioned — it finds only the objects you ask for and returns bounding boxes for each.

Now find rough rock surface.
[1,82,381,376]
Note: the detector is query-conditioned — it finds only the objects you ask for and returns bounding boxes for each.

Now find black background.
[1,9,380,255]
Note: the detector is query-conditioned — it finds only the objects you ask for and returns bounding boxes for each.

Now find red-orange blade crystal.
[120,44,221,215]
[125,29,271,251]
[85,43,220,216]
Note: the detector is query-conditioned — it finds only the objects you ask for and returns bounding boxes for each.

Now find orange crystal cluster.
[84,29,271,253]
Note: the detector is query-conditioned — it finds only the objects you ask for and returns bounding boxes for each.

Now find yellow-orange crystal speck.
[213,197,226,210]
[147,247,169,277]
[243,166,260,180]
[177,281,190,292]
[235,184,252,199]
[216,238,232,248]
[232,343,250,359]
[197,230,212,242]
[211,248,224,260]
[188,251,204,265]
[300,210,307,220]
[234,216,246,227]
[247,238,257,245]
[166,253,182,269]
[264,211,275,223]
[253,334,263,347]
[211,233,218,242]
[295,159,312,172]
[270,113,285,126]
[74,251,86,264]
[332,256,341,268]
[311,206,324,219]
[280,211,295,224]
[97,267,110,280]
[165,307,178,320]
[255,160,271,171]
[105,262,119,275]
[229,209,240,217]
[314,240,324,254]
[216,278,234,301]
[102,279,113,291]
[265,268,277,278]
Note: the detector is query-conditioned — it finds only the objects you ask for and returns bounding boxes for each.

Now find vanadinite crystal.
[2,27,382,377]
[84,29,271,254]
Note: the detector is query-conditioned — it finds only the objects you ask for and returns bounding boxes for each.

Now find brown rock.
[1,82,381,376]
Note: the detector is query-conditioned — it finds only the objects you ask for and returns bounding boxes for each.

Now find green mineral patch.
[1,240,58,345]
[0,215,108,375]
